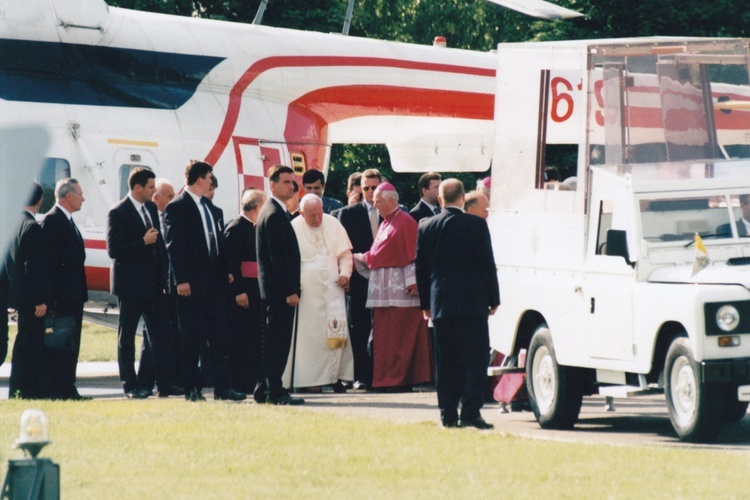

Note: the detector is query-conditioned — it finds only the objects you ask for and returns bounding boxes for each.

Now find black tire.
[525,326,582,430]
[664,337,725,443]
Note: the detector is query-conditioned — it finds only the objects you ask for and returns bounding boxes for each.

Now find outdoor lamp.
[1,409,59,499]
[14,409,50,459]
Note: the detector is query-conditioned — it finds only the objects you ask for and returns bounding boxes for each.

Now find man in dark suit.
[164,160,245,402]
[717,194,750,237]
[409,172,442,222]
[415,178,500,429]
[5,183,51,398]
[332,168,382,389]
[224,187,266,395]
[302,169,344,214]
[256,165,304,405]
[107,168,179,399]
[41,178,88,400]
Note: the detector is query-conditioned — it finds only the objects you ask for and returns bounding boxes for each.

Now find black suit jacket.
[41,206,88,315]
[5,211,51,309]
[256,198,300,301]
[164,191,227,293]
[333,201,376,253]
[224,215,261,301]
[415,207,500,320]
[106,197,168,300]
[409,200,438,223]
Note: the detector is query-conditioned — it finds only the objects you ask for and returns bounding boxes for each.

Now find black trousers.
[177,277,231,393]
[139,290,182,390]
[9,305,45,399]
[433,316,490,422]
[263,297,295,399]
[117,295,171,393]
[43,303,83,400]
[347,274,373,386]
[228,298,264,393]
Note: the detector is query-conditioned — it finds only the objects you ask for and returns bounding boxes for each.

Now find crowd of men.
[1,163,499,427]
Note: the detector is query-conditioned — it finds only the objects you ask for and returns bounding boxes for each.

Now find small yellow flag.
[691,234,710,277]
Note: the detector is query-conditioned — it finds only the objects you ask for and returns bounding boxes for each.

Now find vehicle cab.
[489,37,750,442]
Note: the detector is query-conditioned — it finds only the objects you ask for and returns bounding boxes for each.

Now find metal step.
[487,366,525,376]
[598,385,663,398]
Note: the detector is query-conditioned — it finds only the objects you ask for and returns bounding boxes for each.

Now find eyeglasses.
[362,186,378,191]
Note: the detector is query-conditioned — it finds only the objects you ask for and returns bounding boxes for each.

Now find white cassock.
[283,213,354,388]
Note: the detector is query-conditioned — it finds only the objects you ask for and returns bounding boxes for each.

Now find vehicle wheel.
[664,337,724,442]
[723,387,748,423]
[525,326,582,430]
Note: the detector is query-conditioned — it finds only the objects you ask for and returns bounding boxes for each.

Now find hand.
[422,309,431,320]
[228,273,235,284]
[7,308,16,314]
[336,275,349,289]
[489,306,499,316]
[177,282,191,297]
[235,293,249,309]
[348,191,362,205]
[143,227,158,245]
[286,294,300,307]
[406,285,418,297]
[34,304,47,318]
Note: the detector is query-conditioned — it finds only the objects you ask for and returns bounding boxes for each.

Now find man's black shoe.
[442,420,460,428]
[157,385,185,398]
[271,393,304,406]
[214,389,247,401]
[125,389,149,399]
[185,390,206,402]
[459,417,494,430]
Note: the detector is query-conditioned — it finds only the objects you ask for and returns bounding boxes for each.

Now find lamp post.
[1,409,59,500]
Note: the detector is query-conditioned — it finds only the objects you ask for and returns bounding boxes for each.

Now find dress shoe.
[442,420,460,428]
[125,389,151,399]
[214,389,247,401]
[459,417,494,430]
[157,385,185,398]
[331,381,348,394]
[185,390,206,402]
[253,390,267,404]
[270,393,305,406]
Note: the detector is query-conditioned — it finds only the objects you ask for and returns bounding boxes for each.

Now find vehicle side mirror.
[606,229,634,267]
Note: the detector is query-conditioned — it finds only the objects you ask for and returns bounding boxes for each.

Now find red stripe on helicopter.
[204,56,496,166]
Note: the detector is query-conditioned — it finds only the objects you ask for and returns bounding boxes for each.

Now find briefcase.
[44,316,76,351]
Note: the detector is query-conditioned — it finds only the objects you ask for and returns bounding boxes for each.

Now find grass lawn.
[0,399,746,498]
[5,321,120,363]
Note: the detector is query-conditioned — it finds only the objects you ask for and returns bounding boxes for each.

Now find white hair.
[299,193,323,212]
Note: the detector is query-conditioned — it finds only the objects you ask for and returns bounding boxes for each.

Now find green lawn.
[5,321,120,363]
[0,400,745,498]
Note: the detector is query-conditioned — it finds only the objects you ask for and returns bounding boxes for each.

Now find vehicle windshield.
[638,194,750,242]
[588,40,750,167]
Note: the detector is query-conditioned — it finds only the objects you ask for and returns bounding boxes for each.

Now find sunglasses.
[362,186,378,191]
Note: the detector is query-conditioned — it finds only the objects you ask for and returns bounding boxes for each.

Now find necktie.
[434,206,441,215]
[369,207,379,238]
[201,200,218,258]
[141,206,153,230]
[70,217,82,241]
[159,211,166,234]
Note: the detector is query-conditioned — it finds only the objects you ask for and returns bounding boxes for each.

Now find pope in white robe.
[283,194,354,390]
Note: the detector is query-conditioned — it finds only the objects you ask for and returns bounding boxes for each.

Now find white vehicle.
[488,37,750,442]
[0,0,497,292]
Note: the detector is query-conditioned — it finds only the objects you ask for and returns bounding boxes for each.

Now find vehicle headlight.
[716,305,740,332]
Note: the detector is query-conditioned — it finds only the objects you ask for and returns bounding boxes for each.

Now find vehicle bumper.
[702,358,750,384]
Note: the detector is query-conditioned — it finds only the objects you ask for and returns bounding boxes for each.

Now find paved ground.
[2,362,750,450]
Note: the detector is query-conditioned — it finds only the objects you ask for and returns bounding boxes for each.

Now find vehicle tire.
[525,326,582,430]
[664,337,724,442]
[723,387,748,423]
